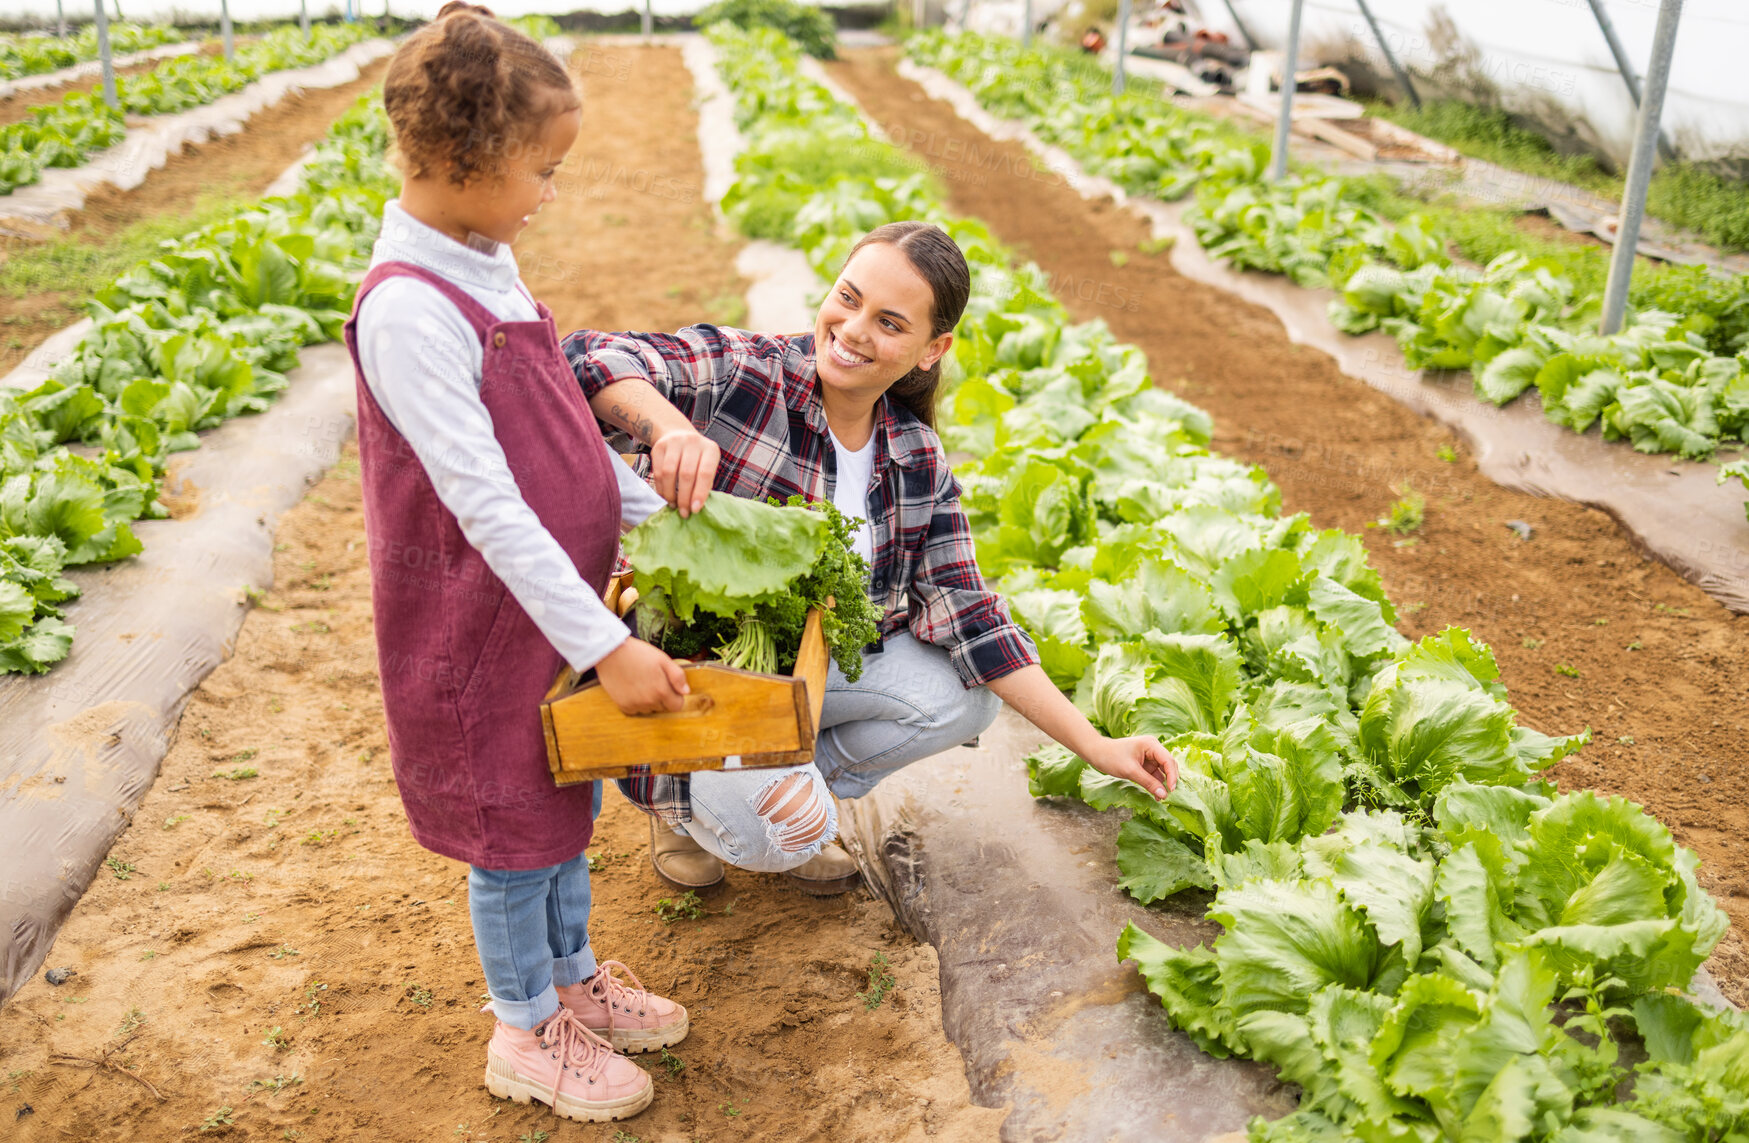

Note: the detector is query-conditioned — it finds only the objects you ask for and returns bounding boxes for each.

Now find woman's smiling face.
[813,242,952,405]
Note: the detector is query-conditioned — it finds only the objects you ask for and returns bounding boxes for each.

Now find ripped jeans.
[675,631,1001,873]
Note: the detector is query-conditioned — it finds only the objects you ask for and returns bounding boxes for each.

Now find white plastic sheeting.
[1198,0,1745,166]
[0,342,359,1005]
[680,32,822,333]
[0,37,394,232]
[0,40,202,100]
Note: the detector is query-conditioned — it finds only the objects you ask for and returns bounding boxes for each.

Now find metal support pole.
[1021,0,1032,48]
[1601,0,1681,335]
[1218,0,1255,50]
[959,0,973,33]
[1269,0,1305,180]
[92,0,117,106]
[344,0,352,23]
[1585,0,1675,162]
[219,0,234,62]
[56,0,67,37]
[642,0,652,38]
[300,0,310,38]
[1354,0,1419,108]
[1113,0,1131,94]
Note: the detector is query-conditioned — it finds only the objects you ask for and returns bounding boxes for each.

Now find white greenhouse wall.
[1213,0,1749,166]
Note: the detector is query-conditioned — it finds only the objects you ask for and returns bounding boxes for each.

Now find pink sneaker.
[557,961,689,1054]
[484,1007,651,1123]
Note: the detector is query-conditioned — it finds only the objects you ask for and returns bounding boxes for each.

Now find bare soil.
[0,57,390,377]
[0,42,1003,1143]
[828,46,1749,1005]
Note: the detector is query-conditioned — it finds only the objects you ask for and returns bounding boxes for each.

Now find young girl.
[346,4,687,1123]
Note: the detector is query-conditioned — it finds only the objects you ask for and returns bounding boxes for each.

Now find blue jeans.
[467,783,603,1030]
[678,632,1001,872]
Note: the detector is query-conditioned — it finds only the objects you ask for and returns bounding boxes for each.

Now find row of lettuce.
[0,22,183,81]
[1,23,375,196]
[0,94,396,674]
[708,23,1745,1142]
[905,32,1749,516]
[0,14,573,672]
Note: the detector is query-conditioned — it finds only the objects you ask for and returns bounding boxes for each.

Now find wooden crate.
[541,575,829,784]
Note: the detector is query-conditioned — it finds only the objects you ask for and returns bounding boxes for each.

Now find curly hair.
[383,2,579,186]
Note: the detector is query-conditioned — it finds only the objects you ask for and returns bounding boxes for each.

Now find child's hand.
[596,638,691,714]
[649,427,719,518]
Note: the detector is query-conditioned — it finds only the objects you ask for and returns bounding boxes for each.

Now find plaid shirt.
[563,324,1037,823]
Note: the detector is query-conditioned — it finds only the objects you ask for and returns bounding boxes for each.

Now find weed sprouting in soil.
[857,952,896,1010]
[1375,485,1426,535]
[106,857,136,880]
[655,891,706,922]
[659,1047,686,1076]
[199,1106,235,1131]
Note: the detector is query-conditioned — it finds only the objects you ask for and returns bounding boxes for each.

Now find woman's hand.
[1081,735,1178,800]
[649,427,720,518]
[595,637,690,714]
[986,665,1177,800]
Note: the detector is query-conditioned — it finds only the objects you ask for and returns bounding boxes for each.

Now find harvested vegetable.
[622,494,882,681]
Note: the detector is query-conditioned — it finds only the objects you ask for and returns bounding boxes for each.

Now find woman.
[563,222,1177,895]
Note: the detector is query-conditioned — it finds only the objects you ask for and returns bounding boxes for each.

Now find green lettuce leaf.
[623,495,829,621]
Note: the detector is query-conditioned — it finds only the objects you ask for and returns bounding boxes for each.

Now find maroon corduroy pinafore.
[343,262,620,871]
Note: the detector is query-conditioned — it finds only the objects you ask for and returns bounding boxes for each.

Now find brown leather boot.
[649,817,724,893]
[782,841,862,896]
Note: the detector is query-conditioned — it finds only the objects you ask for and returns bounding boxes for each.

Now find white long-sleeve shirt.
[356,201,665,673]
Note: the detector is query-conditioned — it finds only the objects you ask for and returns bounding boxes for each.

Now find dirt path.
[827,46,1749,1005]
[0,57,390,377]
[0,42,1003,1143]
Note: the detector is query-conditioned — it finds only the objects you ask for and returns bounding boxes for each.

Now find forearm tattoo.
[604,401,657,445]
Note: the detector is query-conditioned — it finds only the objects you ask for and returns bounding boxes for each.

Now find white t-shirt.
[829,428,876,566]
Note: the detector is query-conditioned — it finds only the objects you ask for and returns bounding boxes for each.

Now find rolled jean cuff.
[552,945,598,988]
[492,984,561,1031]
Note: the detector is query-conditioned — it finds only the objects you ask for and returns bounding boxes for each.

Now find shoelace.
[532,1008,616,1101]
[588,961,654,1035]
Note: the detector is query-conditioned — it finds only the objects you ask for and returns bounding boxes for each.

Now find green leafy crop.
[0,93,394,674]
[707,25,1738,1141]
[0,25,373,197]
[0,23,182,82]
[625,494,881,680]
[909,30,1749,502]
[697,0,836,59]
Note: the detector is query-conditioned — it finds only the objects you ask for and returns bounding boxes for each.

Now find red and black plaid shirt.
[564,323,1037,687]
